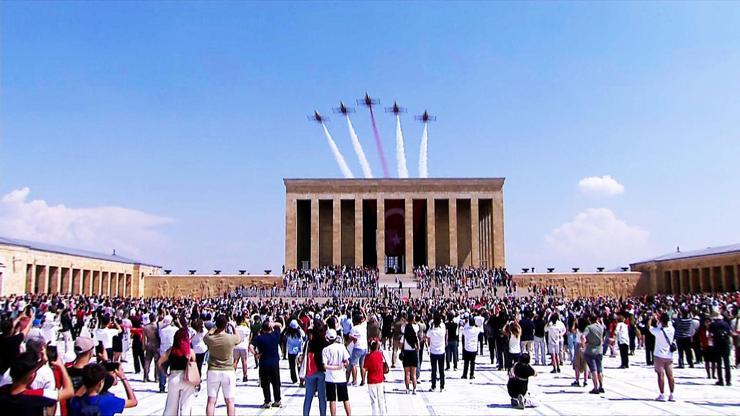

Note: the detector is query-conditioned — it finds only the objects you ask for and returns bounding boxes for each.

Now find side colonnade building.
[630,244,740,294]
[0,237,160,297]
[284,178,506,274]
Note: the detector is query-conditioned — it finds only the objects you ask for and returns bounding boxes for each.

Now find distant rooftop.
[631,243,740,265]
[0,236,160,268]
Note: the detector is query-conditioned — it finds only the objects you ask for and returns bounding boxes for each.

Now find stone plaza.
[104,341,738,415]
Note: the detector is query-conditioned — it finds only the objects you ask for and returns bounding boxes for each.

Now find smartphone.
[103,362,120,372]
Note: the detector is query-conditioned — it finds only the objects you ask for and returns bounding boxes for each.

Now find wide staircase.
[378,272,422,297]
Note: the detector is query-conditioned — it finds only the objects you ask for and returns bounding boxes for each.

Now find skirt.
[402,350,419,368]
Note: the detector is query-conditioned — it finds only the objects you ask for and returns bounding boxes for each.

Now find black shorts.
[325,381,349,402]
[402,350,419,368]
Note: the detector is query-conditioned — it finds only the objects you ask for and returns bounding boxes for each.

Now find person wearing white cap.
[322,329,351,416]
[285,320,306,384]
[158,315,177,393]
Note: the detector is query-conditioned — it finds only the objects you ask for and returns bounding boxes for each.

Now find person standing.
[674,309,695,369]
[401,315,420,394]
[129,317,145,377]
[251,320,283,408]
[546,314,565,373]
[302,321,327,416]
[519,312,535,361]
[158,327,197,415]
[582,314,605,395]
[348,312,368,386]
[190,319,208,380]
[533,313,547,367]
[142,313,160,383]
[323,329,351,416]
[204,316,242,416]
[157,316,177,393]
[615,314,630,369]
[709,311,732,386]
[649,312,675,401]
[363,339,386,416]
[461,317,481,380]
[233,315,251,383]
[427,314,447,392]
[444,313,459,371]
[285,320,305,384]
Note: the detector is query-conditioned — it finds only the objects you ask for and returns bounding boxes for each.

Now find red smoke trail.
[369,106,390,178]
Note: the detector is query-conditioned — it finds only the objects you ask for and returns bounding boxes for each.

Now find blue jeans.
[158,362,169,392]
[303,372,326,416]
[430,353,445,389]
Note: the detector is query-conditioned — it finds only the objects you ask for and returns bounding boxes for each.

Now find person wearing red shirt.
[362,339,385,416]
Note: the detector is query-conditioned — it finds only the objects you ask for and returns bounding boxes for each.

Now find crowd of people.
[232,266,380,298]
[415,266,515,297]
[0,276,737,415]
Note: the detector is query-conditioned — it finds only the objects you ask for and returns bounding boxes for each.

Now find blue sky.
[2,2,739,273]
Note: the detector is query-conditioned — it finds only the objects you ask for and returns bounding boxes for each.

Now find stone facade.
[284,178,505,272]
[631,247,740,294]
[143,274,282,298]
[0,241,160,297]
[513,272,647,298]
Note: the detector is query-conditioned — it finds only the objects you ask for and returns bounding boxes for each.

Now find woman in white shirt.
[505,321,522,371]
[546,313,566,373]
[426,314,447,392]
[461,317,481,380]
[190,318,208,384]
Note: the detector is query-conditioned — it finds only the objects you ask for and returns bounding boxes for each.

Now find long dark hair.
[307,320,327,372]
[403,315,418,348]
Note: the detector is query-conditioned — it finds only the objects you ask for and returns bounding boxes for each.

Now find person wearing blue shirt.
[250,320,283,408]
[70,363,137,416]
[285,320,306,385]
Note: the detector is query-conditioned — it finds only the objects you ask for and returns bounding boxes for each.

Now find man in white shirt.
[322,329,351,416]
[426,315,447,391]
[649,313,675,402]
[546,314,566,373]
[462,317,482,380]
[158,315,178,393]
[615,314,630,369]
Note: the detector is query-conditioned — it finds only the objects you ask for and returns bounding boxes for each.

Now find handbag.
[660,328,677,353]
[382,351,390,375]
[184,359,201,386]
[298,341,308,380]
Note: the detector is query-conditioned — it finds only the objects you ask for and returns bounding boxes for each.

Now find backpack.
[76,395,103,416]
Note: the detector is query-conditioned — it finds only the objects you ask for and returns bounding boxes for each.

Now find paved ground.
[102,345,739,415]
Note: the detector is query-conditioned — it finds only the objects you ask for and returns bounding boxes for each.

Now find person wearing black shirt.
[494,310,508,370]
[444,314,459,371]
[507,353,537,410]
[519,312,535,360]
[709,312,732,386]
[638,314,655,365]
[486,314,497,365]
[533,314,546,366]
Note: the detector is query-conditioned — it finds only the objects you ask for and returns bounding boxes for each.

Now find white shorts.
[207,370,236,400]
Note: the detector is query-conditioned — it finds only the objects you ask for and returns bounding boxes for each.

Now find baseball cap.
[326,328,338,341]
[162,315,173,326]
[74,336,95,355]
[289,320,299,329]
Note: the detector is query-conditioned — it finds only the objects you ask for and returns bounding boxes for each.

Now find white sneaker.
[656,394,665,402]
[668,394,675,402]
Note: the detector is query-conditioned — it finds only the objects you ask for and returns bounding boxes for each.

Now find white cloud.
[0,187,172,260]
[578,175,625,196]
[544,208,648,267]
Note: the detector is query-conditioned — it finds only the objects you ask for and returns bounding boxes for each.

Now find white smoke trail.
[395,115,409,178]
[419,123,428,178]
[345,116,373,178]
[321,123,354,178]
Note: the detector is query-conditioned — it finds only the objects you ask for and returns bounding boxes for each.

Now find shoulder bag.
[660,328,677,353]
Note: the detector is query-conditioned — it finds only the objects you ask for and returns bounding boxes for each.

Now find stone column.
[426,197,436,268]
[377,198,385,273]
[405,198,414,274]
[354,199,363,267]
[49,267,60,294]
[284,197,297,270]
[492,191,506,268]
[332,198,341,266]
[449,198,458,267]
[471,196,480,267]
[310,198,319,268]
[37,265,48,294]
